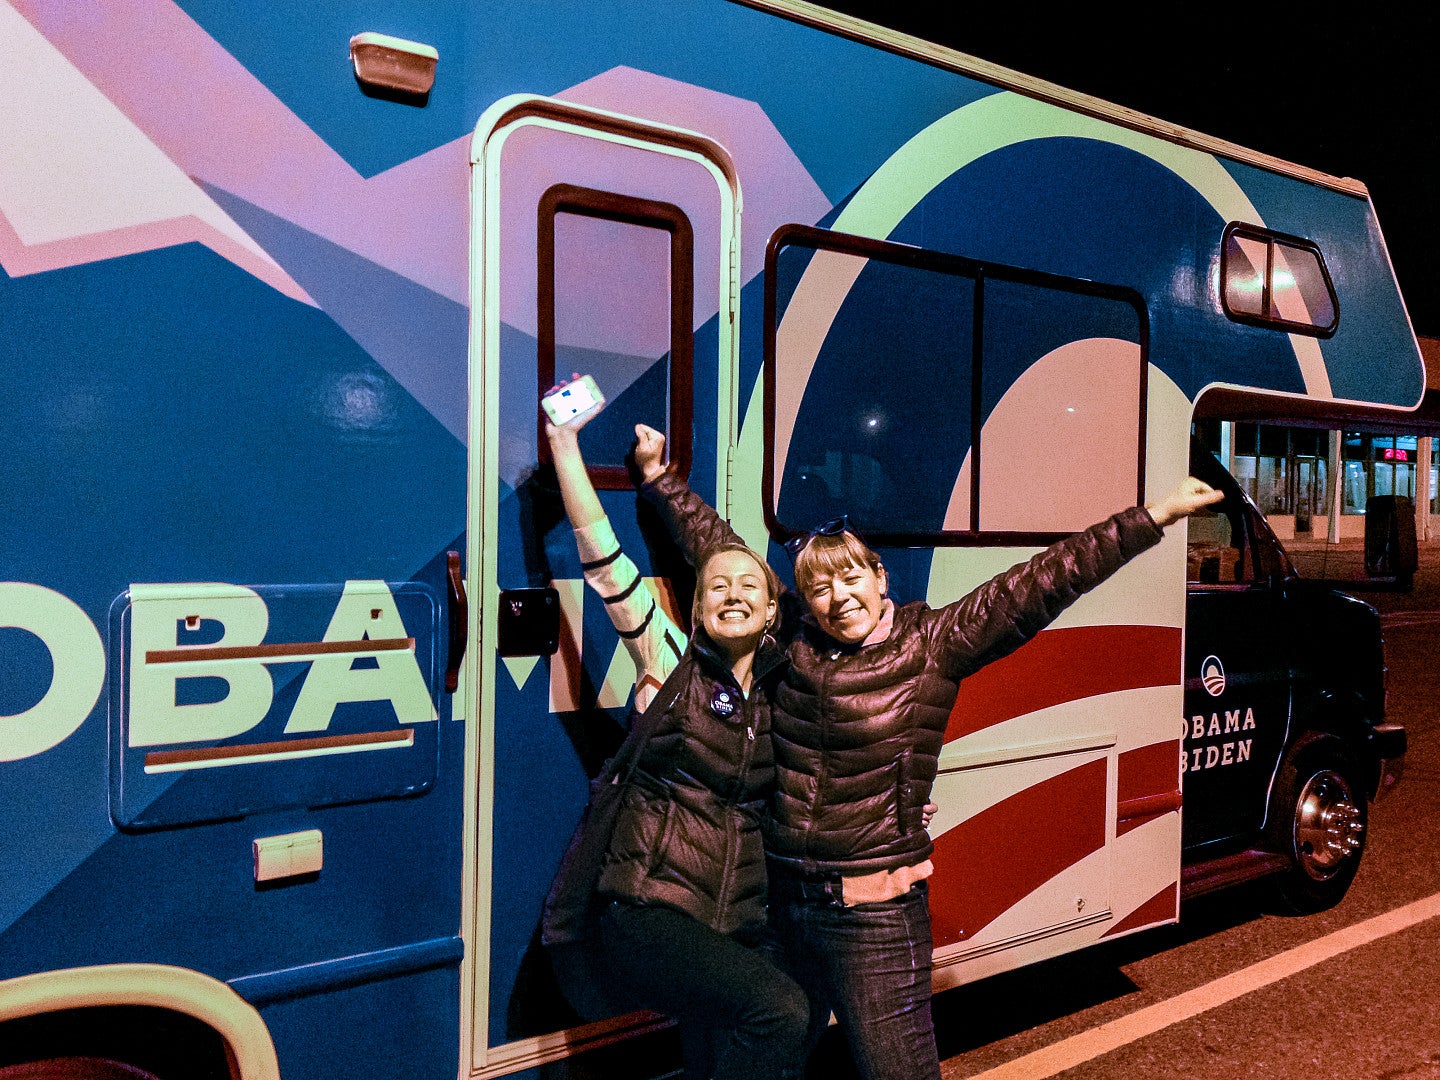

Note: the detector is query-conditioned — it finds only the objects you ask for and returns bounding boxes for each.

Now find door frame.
[460,94,740,1078]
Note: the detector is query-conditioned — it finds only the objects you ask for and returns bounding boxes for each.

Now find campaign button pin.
[711,687,737,719]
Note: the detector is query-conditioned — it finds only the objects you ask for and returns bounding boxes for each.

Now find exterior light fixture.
[349,32,438,97]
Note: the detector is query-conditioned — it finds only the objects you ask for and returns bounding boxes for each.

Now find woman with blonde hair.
[542,388,806,1080]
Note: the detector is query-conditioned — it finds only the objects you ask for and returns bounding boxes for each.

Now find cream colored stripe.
[827,92,1329,399]
[965,891,1440,1079]
[757,93,1332,506]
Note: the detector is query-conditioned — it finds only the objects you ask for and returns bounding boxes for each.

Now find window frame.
[536,183,694,489]
[762,223,1149,547]
[1219,222,1339,338]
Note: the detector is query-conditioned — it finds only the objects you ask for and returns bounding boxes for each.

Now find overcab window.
[1221,223,1338,337]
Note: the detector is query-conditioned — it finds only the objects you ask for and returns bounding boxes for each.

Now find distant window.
[1221,223,1338,337]
[537,184,694,488]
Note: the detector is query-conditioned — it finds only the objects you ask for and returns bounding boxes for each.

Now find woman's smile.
[699,549,777,652]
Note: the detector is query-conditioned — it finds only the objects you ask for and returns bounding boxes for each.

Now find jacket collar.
[690,627,788,687]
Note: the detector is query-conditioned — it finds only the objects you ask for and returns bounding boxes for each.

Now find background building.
[1195,337,1440,541]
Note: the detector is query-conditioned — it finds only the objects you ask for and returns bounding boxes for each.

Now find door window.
[537,184,694,487]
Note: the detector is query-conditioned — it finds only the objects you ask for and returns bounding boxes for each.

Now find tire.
[0,1061,161,1080]
[1268,741,1368,914]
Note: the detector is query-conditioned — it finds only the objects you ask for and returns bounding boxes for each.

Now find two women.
[544,400,806,1080]
[631,422,1220,1080]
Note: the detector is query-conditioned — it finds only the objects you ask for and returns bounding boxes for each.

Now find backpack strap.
[600,652,694,788]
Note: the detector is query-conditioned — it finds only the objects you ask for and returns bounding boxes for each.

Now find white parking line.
[962,891,1440,1079]
[1381,612,1440,628]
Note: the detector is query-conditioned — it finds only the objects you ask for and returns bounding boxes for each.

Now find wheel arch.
[0,965,279,1080]
[1285,691,1386,800]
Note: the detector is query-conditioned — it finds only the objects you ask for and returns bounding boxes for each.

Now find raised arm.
[546,404,686,707]
[547,419,606,531]
[1146,476,1223,526]
[930,477,1221,679]
[634,423,743,568]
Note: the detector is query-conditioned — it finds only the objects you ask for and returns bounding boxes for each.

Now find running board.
[1181,849,1291,899]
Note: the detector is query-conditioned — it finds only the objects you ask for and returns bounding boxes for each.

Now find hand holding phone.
[541,374,605,428]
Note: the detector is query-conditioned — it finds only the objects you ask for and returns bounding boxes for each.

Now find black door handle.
[445,550,467,693]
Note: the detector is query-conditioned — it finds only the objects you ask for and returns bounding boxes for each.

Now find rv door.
[463,96,740,1075]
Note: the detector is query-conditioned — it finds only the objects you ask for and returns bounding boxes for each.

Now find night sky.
[818,4,1440,339]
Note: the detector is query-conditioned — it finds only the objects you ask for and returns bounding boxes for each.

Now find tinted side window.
[769,240,975,537]
[765,225,1147,545]
[1187,503,1245,584]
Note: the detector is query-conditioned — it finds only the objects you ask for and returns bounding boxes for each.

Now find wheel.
[0,1061,161,1080]
[1269,741,1368,914]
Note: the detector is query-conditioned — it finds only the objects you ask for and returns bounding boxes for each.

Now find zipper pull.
[747,724,755,741]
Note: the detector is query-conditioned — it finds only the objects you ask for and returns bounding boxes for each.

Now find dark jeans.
[767,879,940,1080]
[597,899,809,1080]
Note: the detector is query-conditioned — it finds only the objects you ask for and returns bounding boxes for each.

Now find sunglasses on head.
[783,515,862,558]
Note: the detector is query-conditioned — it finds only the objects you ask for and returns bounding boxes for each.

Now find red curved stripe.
[1103,881,1178,938]
[1117,740,1183,837]
[945,625,1181,741]
[929,758,1106,948]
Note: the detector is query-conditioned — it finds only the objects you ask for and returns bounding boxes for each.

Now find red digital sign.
[1381,448,1411,462]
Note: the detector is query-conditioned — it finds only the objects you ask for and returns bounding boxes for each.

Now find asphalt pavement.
[911,538,1440,1080]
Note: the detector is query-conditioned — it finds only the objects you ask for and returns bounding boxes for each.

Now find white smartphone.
[541,374,605,426]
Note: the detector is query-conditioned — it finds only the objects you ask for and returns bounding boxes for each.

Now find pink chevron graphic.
[11,0,832,313]
[555,66,831,286]
[0,0,313,304]
[8,0,468,304]
[0,210,312,301]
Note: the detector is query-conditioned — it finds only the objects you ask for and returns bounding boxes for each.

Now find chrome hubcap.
[1294,770,1364,880]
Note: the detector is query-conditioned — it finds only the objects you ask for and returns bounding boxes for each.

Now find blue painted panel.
[258,964,461,1080]
[0,244,465,943]
[1221,158,1424,407]
[0,720,464,983]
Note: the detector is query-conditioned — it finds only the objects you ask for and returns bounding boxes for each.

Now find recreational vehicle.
[0,1,1418,1077]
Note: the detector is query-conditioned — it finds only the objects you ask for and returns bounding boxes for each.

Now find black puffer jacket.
[598,629,787,935]
[642,472,1163,875]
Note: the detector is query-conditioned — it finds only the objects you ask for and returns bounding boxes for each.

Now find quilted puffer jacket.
[642,472,1163,875]
[598,629,787,935]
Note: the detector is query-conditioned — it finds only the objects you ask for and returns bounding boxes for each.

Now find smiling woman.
[790,528,888,644]
[539,381,806,1080]
[693,546,781,688]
